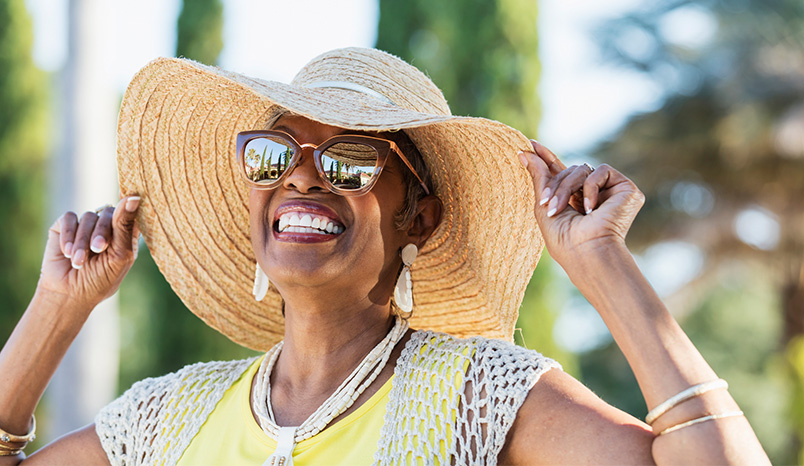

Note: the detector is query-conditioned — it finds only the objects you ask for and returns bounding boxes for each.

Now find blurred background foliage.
[0,0,48,345]
[584,0,804,462]
[0,0,801,462]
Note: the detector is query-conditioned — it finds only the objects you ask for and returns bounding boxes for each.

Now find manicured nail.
[584,198,592,215]
[64,242,73,258]
[90,236,106,254]
[72,249,85,269]
[518,151,529,168]
[125,196,141,213]
[539,188,551,206]
[547,197,558,217]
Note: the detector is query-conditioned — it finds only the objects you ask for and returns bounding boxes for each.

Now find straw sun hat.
[117,47,544,350]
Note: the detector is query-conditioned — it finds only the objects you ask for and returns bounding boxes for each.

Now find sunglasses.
[236,130,430,196]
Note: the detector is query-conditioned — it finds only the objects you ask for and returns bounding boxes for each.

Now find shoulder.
[499,365,654,465]
[95,357,258,466]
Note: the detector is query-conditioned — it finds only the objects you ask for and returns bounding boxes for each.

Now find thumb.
[109,196,141,255]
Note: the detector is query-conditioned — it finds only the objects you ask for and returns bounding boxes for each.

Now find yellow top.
[177,357,393,465]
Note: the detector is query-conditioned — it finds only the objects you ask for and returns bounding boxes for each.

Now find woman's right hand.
[37,195,141,313]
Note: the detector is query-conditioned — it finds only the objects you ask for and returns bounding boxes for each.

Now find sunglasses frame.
[236,130,430,196]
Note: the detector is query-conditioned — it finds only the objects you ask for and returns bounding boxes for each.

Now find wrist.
[31,285,94,320]
[556,237,630,279]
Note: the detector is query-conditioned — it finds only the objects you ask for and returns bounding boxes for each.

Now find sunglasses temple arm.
[394,148,430,196]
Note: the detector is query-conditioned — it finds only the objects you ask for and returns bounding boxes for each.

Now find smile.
[276,212,344,235]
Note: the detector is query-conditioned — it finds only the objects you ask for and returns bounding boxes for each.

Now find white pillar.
[47,0,119,439]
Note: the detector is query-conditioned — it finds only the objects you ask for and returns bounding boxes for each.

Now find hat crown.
[291,47,452,116]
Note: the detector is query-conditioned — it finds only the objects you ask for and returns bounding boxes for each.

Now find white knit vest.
[95,331,560,465]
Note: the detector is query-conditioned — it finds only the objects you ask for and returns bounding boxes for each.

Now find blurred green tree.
[117,0,256,389]
[581,0,804,462]
[376,0,575,372]
[176,0,223,65]
[0,0,48,343]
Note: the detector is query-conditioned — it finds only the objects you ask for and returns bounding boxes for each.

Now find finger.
[544,165,582,207]
[582,163,644,213]
[546,165,593,217]
[109,196,141,255]
[58,212,79,258]
[581,165,611,214]
[90,206,115,254]
[529,140,567,175]
[518,150,552,202]
[71,212,99,269]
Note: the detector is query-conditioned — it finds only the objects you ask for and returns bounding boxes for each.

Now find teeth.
[277,212,343,235]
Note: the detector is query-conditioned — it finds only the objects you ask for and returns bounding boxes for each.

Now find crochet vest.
[95,330,560,465]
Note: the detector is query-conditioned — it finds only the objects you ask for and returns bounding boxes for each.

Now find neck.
[275,291,396,393]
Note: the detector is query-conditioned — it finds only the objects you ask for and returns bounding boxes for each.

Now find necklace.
[253,316,408,466]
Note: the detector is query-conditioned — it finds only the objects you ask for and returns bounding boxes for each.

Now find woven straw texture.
[116,48,543,350]
[94,332,559,465]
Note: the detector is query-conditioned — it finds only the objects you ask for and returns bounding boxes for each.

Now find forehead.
[271,113,396,144]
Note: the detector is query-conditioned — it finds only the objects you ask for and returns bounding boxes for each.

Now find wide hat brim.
[117,50,543,351]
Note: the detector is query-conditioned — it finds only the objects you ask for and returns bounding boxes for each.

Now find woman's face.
[249,114,411,300]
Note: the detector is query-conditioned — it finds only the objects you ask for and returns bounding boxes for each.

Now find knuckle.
[117,215,136,232]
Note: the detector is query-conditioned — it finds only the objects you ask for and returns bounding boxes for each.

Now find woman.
[0,48,769,465]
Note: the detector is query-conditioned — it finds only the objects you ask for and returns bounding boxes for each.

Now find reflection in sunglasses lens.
[243,137,294,184]
[321,142,379,190]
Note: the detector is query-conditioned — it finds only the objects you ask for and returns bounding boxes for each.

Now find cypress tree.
[0,0,49,342]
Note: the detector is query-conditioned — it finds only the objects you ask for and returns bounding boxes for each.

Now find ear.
[405,195,443,248]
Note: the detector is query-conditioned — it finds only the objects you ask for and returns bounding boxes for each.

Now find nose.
[282,145,326,194]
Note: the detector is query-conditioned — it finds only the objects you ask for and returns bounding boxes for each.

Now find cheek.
[248,189,273,248]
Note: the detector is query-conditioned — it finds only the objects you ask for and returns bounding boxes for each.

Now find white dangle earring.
[253,262,270,302]
[393,243,418,318]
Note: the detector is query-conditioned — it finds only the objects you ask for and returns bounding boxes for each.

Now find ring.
[94,204,114,215]
[582,162,595,173]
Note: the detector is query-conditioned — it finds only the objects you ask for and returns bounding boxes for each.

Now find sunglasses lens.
[243,136,295,185]
[321,142,379,190]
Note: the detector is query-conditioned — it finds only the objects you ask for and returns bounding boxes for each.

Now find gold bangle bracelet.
[0,415,36,447]
[0,448,23,456]
[657,410,744,436]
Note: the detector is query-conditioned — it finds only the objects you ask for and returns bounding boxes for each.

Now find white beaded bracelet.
[657,410,744,436]
[646,379,728,425]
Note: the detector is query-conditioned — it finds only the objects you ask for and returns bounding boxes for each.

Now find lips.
[272,201,345,242]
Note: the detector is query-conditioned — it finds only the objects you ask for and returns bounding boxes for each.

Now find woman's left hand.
[519,140,645,268]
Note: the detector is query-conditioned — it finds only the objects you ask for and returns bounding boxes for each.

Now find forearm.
[563,240,769,465]
[0,288,91,436]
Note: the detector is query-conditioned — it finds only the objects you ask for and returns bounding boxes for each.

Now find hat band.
[304,81,395,106]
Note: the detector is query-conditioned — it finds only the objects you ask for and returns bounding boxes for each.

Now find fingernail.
[539,188,551,206]
[547,197,558,217]
[125,196,141,213]
[72,249,85,269]
[64,242,73,258]
[584,198,592,215]
[90,236,106,254]
[518,151,529,168]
